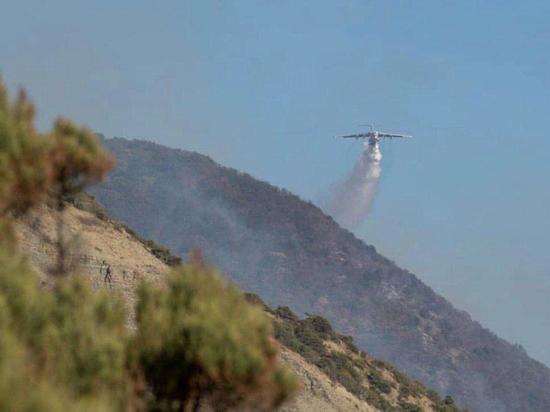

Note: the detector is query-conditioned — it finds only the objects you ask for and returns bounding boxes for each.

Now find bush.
[134,261,298,411]
[0,248,298,412]
[0,85,51,216]
[339,334,359,353]
[275,306,298,321]
[444,395,455,405]
[0,249,131,411]
[143,239,182,266]
[304,314,333,337]
[367,371,392,394]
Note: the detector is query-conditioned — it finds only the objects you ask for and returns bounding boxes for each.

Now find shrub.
[367,372,392,394]
[0,249,131,411]
[0,85,51,216]
[339,334,359,353]
[304,314,333,337]
[275,306,298,321]
[444,395,455,405]
[134,261,298,411]
[0,248,298,412]
[143,239,182,266]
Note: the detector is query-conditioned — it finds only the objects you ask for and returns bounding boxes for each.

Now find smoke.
[326,142,382,229]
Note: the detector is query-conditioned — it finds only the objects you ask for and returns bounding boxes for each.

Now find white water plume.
[327,142,382,229]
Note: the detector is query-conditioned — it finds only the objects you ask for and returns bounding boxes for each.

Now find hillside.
[91,137,550,412]
[14,198,460,412]
[267,302,461,412]
[14,198,168,322]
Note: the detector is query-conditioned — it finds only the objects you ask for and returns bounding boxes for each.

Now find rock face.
[91,137,550,412]
[14,204,168,324]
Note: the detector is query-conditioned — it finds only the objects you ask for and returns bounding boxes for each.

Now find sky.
[2,1,550,365]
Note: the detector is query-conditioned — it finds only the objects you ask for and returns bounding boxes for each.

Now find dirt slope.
[279,347,375,412]
[14,205,168,322]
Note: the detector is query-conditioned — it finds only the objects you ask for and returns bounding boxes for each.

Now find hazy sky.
[3,1,550,366]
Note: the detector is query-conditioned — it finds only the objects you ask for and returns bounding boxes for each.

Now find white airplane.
[340,124,412,146]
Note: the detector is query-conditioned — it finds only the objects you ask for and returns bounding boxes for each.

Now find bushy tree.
[0,79,114,219]
[135,257,297,411]
[47,118,114,275]
[48,117,114,207]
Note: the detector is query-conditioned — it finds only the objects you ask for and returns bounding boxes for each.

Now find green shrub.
[367,371,392,394]
[275,306,298,321]
[0,250,131,411]
[294,321,326,355]
[339,334,359,353]
[303,314,333,337]
[143,239,182,266]
[0,248,298,412]
[134,261,297,411]
[444,395,455,405]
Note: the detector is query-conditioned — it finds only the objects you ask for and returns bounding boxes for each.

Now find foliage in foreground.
[0,82,113,221]
[0,249,130,412]
[135,258,297,411]
[0,250,297,411]
[0,80,297,411]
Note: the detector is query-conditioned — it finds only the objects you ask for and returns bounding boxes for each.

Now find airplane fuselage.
[340,129,411,144]
[368,131,379,146]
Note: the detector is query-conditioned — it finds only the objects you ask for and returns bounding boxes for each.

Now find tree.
[135,259,298,411]
[47,118,114,275]
[0,84,51,218]
[0,80,114,274]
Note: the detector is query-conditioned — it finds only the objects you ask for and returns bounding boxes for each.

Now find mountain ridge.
[91,137,550,412]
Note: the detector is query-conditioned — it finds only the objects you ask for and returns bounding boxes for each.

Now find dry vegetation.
[264,302,463,412]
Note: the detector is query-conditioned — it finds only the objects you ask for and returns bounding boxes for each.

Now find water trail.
[326,142,382,229]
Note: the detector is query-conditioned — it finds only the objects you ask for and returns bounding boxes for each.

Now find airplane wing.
[377,133,412,139]
[340,133,371,139]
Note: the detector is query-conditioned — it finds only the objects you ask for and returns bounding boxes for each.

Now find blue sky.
[3,1,550,365]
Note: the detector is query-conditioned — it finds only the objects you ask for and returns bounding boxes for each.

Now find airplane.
[340,124,412,146]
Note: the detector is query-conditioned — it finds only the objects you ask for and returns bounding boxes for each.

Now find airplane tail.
[358,123,375,131]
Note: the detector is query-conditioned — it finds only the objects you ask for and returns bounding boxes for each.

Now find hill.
[90,137,550,412]
[14,197,461,412]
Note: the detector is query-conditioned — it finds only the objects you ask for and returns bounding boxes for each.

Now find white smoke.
[326,142,382,229]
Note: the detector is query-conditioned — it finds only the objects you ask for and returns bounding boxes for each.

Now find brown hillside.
[15,201,461,412]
